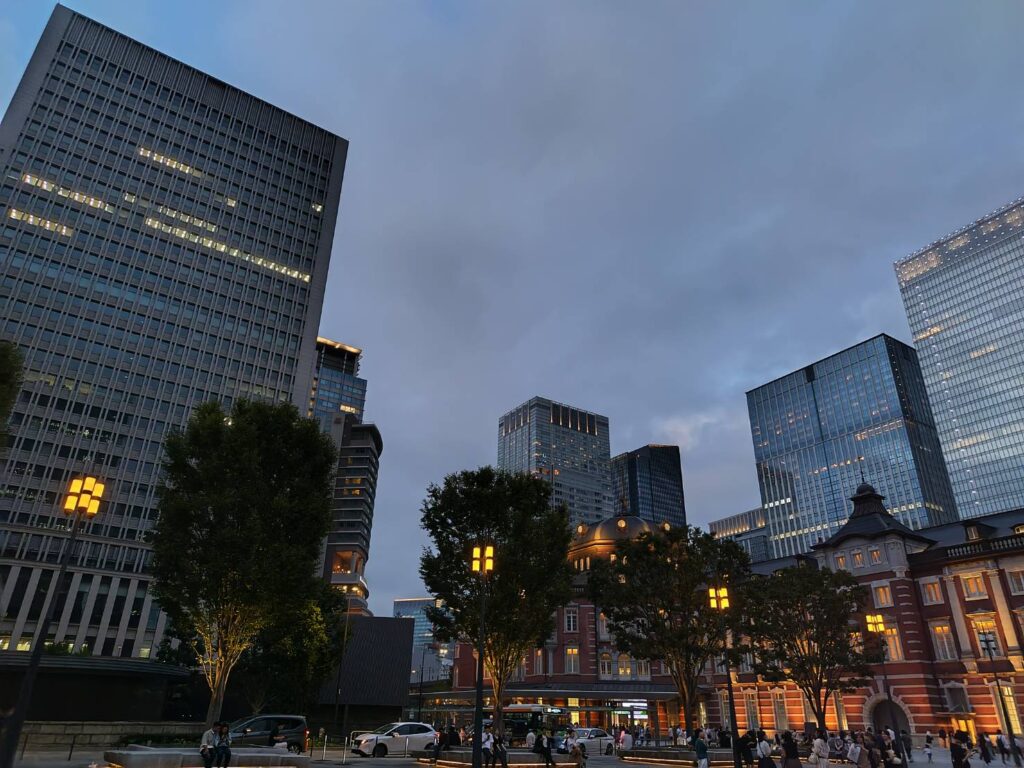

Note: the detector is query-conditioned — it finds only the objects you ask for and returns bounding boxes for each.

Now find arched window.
[599,653,613,678]
[617,653,632,678]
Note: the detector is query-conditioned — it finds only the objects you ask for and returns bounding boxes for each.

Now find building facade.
[0,6,346,658]
[709,507,769,563]
[610,444,686,528]
[309,337,366,427]
[497,397,612,526]
[393,597,451,683]
[748,334,958,559]
[438,492,1024,742]
[895,197,1024,520]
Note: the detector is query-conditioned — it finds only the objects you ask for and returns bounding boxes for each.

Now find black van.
[228,715,309,752]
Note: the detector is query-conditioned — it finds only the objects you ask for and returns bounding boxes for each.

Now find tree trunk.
[205,663,230,728]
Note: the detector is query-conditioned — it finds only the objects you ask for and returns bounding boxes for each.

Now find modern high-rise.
[310,337,367,428]
[393,597,451,683]
[610,444,686,528]
[748,334,958,558]
[895,197,1024,519]
[0,6,347,658]
[708,507,769,563]
[497,396,612,525]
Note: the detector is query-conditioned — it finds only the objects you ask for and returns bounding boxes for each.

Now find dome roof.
[575,515,657,544]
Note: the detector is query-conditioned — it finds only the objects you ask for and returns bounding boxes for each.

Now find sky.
[3,1,1024,617]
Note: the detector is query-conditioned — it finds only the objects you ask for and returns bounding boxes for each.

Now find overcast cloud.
[4,1,1024,615]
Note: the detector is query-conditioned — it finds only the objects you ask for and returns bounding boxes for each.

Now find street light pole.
[866,614,905,763]
[709,586,742,768]
[0,476,105,768]
[471,544,494,768]
[980,631,1022,767]
[417,643,431,722]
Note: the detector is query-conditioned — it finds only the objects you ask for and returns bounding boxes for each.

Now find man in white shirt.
[482,725,494,766]
[200,723,219,768]
[526,730,537,750]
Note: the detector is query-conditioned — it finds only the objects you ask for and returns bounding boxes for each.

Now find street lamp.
[865,614,905,762]
[0,476,105,768]
[471,544,494,768]
[709,586,742,768]
[979,631,1022,767]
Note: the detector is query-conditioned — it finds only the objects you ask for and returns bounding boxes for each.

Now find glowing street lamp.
[709,586,741,768]
[470,543,494,768]
[0,476,106,768]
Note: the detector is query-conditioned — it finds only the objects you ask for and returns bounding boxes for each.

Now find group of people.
[967,729,1024,767]
[199,722,232,768]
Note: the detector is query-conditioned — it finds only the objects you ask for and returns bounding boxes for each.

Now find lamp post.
[416,642,434,722]
[979,631,1022,767]
[0,476,105,768]
[471,544,494,768]
[866,614,905,762]
[334,591,356,759]
[709,586,742,768]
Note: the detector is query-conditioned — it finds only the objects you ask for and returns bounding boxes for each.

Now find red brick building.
[435,484,1024,740]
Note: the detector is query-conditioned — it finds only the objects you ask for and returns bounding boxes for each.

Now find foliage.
[587,524,750,730]
[233,582,351,714]
[739,564,879,728]
[0,340,23,452]
[151,399,336,726]
[419,467,574,735]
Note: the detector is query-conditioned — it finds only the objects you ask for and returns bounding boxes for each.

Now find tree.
[587,524,750,732]
[151,399,336,726]
[419,467,574,735]
[0,340,23,451]
[740,565,879,729]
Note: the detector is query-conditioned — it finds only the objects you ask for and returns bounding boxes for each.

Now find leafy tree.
[151,399,336,726]
[233,583,350,714]
[739,565,878,728]
[419,467,574,735]
[587,524,750,731]
[0,340,23,451]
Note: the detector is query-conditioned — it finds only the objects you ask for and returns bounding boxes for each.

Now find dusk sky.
[4,1,1024,617]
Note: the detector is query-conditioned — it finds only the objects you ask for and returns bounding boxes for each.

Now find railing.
[946,533,1024,558]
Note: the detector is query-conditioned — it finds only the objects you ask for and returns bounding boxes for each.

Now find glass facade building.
[747,334,957,558]
[708,508,769,563]
[610,444,686,528]
[0,7,346,657]
[310,337,366,427]
[895,197,1024,519]
[497,396,612,525]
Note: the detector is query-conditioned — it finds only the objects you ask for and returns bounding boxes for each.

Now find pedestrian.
[540,730,556,768]
[849,733,869,768]
[431,727,448,763]
[923,743,932,764]
[742,731,756,768]
[758,731,777,768]
[951,735,969,768]
[979,733,993,766]
[901,731,914,763]
[939,730,947,750]
[526,729,537,751]
[997,732,1011,765]
[460,727,468,746]
[491,731,508,768]
[214,722,232,768]
[200,722,219,768]
[781,732,802,768]
[695,729,710,768]
[812,729,830,768]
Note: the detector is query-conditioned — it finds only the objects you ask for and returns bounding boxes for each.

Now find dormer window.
[869,548,883,565]
[852,550,866,568]
[966,525,980,541]
[834,553,848,570]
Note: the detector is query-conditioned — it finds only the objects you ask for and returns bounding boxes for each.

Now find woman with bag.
[781,732,801,768]
[757,731,777,768]
[811,729,830,768]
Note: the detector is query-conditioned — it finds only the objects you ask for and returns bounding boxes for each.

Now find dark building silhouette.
[610,444,686,528]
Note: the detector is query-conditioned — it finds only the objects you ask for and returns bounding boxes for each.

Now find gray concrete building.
[0,6,346,658]
[895,196,1024,519]
[497,396,612,525]
[708,507,769,563]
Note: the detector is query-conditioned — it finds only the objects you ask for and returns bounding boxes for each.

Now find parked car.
[556,728,613,755]
[352,722,437,757]
[228,715,309,753]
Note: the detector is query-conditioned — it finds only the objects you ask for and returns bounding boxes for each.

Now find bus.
[487,705,571,745]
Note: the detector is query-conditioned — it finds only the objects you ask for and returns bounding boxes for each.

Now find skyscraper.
[0,6,346,657]
[610,444,686,528]
[895,197,1024,519]
[747,334,957,558]
[393,597,451,683]
[708,507,769,563]
[310,337,367,427]
[497,396,612,525]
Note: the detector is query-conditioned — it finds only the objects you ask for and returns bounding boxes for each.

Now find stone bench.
[103,746,310,768]
[415,748,577,765]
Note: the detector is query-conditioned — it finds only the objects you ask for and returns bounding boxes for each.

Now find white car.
[352,722,437,757]
[558,728,613,755]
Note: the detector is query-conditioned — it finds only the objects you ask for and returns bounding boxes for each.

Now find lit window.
[920,580,943,605]
[21,173,114,212]
[16,640,31,652]
[869,548,883,565]
[312,202,323,213]
[1008,571,1024,595]
[852,550,865,568]
[930,623,958,661]
[599,653,613,678]
[996,685,1023,734]
[137,146,203,177]
[565,647,579,674]
[7,208,73,237]
[617,653,632,678]
[962,574,987,599]
[974,619,1001,657]
[597,612,609,640]
[564,605,578,633]
[873,585,894,608]
[884,626,903,661]
[834,553,848,570]
[138,646,151,659]
[966,526,980,541]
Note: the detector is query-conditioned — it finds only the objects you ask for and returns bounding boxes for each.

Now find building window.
[966,525,980,541]
[833,692,848,731]
[874,584,894,608]
[745,692,760,729]
[962,574,988,600]
[535,648,543,675]
[930,623,958,661]
[834,553,848,570]
[740,652,754,673]
[565,646,579,674]
[944,684,970,713]
[599,653,613,678]
[720,691,731,728]
[995,684,1023,735]
[772,691,789,731]
[884,626,903,661]
[564,605,578,633]
[1008,571,1024,595]
[802,696,817,726]
[617,653,632,679]
[974,619,1001,657]
[921,580,943,605]
[636,659,651,679]
[852,550,866,568]
[869,548,883,565]
[597,612,609,640]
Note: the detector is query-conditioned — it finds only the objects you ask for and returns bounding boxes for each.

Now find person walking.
[901,731,914,764]
[951,735,969,768]
[781,732,802,768]
[491,731,508,768]
[481,725,494,768]
[742,731,756,768]
[849,733,870,768]
[758,731,777,768]
[695,729,711,768]
[997,732,1011,765]
[812,729,830,768]
[979,733,994,766]
[540,730,556,768]
[939,730,947,750]
[526,729,537,751]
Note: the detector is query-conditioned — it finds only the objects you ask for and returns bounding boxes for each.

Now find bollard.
[322,736,328,761]
[406,737,410,757]
[68,734,77,761]
[20,733,28,759]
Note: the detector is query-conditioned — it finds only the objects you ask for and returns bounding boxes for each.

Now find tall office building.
[0,6,346,658]
[393,597,450,683]
[610,444,686,528]
[748,334,957,558]
[497,396,612,525]
[708,507,769,563]
[309,338,380,615]
[895,197,1024,519]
